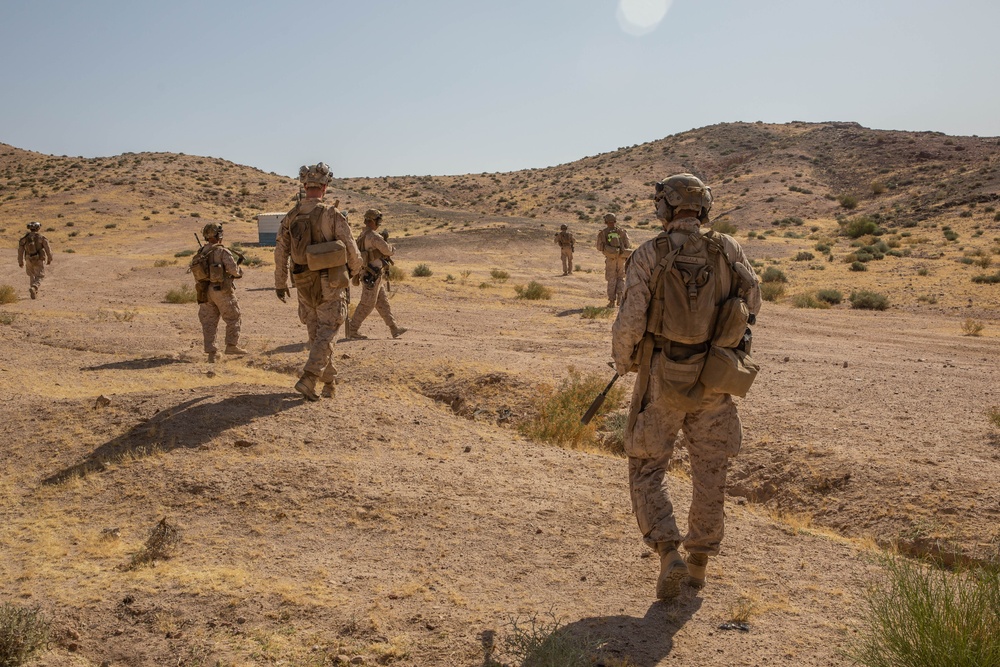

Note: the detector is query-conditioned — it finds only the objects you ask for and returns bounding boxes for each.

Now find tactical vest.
[288,204,326,266]
[21,233,45,259]
[191,245,227,284]
[556,232,573,248]
[603,228,624,253]
[358,230,386,265]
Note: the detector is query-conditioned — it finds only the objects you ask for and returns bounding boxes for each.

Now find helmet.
[655,173,713,224]
[299,162,333,187]
[560,224,568,230]
[202,223,223,240]
[364,209,383,224]
[603,213,617,224]
[27,221,41,231]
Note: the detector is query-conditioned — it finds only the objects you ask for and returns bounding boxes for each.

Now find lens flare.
[617,0,672,36]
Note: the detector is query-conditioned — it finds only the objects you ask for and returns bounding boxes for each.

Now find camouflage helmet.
[603,213,617,224]
[560,224,568,230]
[299,162,333,188]
[654,173,713,224]
[27,221,41,231]
[364,209,383,224]
[202,222,223,240]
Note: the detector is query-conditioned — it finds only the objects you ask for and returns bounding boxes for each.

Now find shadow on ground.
[82,356,190,371]
[265,342,309,354]
[43,391,300,484]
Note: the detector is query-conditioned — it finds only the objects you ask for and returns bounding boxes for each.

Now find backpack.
[288,204,326,266]
[22,233,45,259]
[190,246,212,281]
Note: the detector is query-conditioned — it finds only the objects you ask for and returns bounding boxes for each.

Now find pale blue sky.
[2,0,998,178]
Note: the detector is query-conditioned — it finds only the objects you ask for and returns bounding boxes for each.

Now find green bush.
[850,261,868,272]
[712,218,737,235]
[493,612,602,667]
[816,289,843,305]
[760,282,785,302]
[793,251,815,261]
[972,272,1000,284]
[520,369,624,450]
[0,602,50,667]
[0,312,15,326]
[841,216,881,238]
[792,293,829,309]
[515,281,552,300]
[490,268,510,283]
[412,263,433,277]
[848,556,1000,667]
[850,290,889,310]
[988,406,1000,430]
[581,306,614,319]
[772,216,804,227]
[0,285,16,305]
[944,229,959,242]
[388,265,406,282]
[761,267,787,283]
[164,284,197,304]
[174,249,195,258]
[838,194,859,210]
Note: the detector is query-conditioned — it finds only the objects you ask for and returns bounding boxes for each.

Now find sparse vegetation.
[850,290,889,310]
[0,285,16,305]
[164,284,197,304]
[412,263,433,277]
[388,264,406,282]
[793,251,815,261]
[153,259,176,267]
[0,312,16,326]
[961,319,985,336]
[850,261,868,272]
[761,267,787,283]
[490,268,510,283]
[988,406,1000,430]
[125,517,180,570]
[972,271,1000,284]
[712,218,737,235]
[760,282,785,302]
[838,194,859,210]
[521,369,624,450]
[581,306,614,319]
[848,555,1000,667]
[0,602,50,667]
[515,281,552,300]
[174,249,195,258]
[817,289,843,305]
[841,216,881,238]
[792,293,829,309]
[488,612,602,667]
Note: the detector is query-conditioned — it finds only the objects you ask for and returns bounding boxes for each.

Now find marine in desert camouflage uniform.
[191,223,247,363]
[17,221,53,299]
[348,209,407,339]
[554,224,575,275]
[611,174,761,600]
[274,163,363,401]
[596,213,630,307]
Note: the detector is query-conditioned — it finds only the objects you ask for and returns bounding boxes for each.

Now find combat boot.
[207,352,217,363]
[391,327,408,339]
[606,300,615,309]
[656,544,688,601]
[321,383,335,399]
[686,553,708,589]
[349,329,368,340]
[294,373,320,402]
[224,345,248,356]
[29,286,37,300]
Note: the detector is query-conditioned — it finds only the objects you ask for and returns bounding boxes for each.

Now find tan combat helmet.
[202,222,223,241]
[299,162,333,188]
[560,224,568,230]
[364,209,383,224]
[27,221,41,231]
[654,173,713,224]
[603,213,617,225]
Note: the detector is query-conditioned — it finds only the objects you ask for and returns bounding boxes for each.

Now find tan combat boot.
[656,544,688,601]
[207,352,217,363]
[606,300,616,309]
[294,373,320,402]
[29,286,37,300]
[686,553,708,589]
[391,327,408,339]
[224,345,248,355]
[349,328,368,340]
[321,383,335,399]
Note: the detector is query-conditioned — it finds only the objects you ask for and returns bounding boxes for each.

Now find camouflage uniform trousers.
[625,358,742,556]
[25,259,46,291]
[560,247,574,275]
[604,254,627,304]
[198,284,242,354]
[294,269,344,383]
[349,274,399,335]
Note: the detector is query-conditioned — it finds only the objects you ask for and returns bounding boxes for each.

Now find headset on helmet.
[364,209,383,224]
[603,213,617,224]
[299,162,333,188]
[654,173,713,224]
[27,221,41,231]
[202,223,223,240]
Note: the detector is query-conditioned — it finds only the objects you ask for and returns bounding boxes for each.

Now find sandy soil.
[1,218,998,667]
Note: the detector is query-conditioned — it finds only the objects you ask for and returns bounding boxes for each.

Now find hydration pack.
[288,205,326,266]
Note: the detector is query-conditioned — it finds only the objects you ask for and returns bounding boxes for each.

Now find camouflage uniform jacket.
[611,217,761,375]
[596,225,631,255]
[18,232,52,264]
[273,198,363,291]
[200,242,243,291]
[357,227,395,267]
[555,230,575,249]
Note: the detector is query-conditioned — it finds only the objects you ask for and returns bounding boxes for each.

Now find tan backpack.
[287,204,325,266]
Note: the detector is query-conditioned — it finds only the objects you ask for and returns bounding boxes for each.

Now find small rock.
[67,642,79,652]
[101,661,112,667]
[351,656,365,665]
[236,616,247,625]
[463,446,471,453]
[535,528,543,534]
[67,629,81,641]
[335,655,350,665]
[843,361,849,368]
[580,575,587,581]
[94,395,111,408]
[783,356,790,362]
[113,628,124,636]
[205,370,216,378]
[340,354,351,359]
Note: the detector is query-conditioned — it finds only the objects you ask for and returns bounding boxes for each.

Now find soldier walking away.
[348,209,407,340]
[555,224,575,275]
[17,221,53,299]
[274,163,363,401]
[190,223,248,363]
[596,213,630,307]
[611,173,761,600]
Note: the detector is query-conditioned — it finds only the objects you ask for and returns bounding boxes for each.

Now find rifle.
[194,232,202,249]
[581,373,620,425]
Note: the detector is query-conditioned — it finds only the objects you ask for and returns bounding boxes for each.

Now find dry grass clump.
[987,406,1000,430]
[960,319,985,336]
[850,290,889,311]
[124,517,180,570]
[514,281,552,300]
[581,306,614,319]
[412,263,433,277]
[164,284,197,304]
[521,369,625,451]
[0,602,50,667]
[490,268,510,283]
[388,264,406,282]
[484,612,601,667]
[0,285,17,305]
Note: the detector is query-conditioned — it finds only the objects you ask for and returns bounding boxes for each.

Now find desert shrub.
[164,284,197,304]
[988,406,1000,430]
[712,218,737,235]
[817,289,843,305]
[174,249,195,258]
[792,293,829,309]
[125,518,180,570]
[850,290,889,310]
[515,281,552,300]
[815,243,831,253]
[0,602,50,667]
[961,319,985,336]
[772,216,805,227]
[850,261,868,272]
[848,555,1000,667]
[0,285,16,305]
[581,306,614,319]
[412,263,433,277]
[153,259,176,268]
[838,194,859,210]
[917,268,930,276]
[854,251,875,263]
[520,369,624,450]
[974,255,992,269]
[104,223,117,229]
[841,216,881,238]
[490,268,510,283]
[972,272,1000,284]
[0,313,16,325]
[944,229,959,242]
[490,612,601,667]
[388,265,406,282]
[761,267,787,283]
[870,181,887,195]
[793,251,815,261]
[760,282,785,302]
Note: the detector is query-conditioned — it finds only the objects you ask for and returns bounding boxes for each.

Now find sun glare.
[617,0,672,36]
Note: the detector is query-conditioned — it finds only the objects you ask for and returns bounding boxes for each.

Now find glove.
[275,288,289,302]
[351,274,361,286]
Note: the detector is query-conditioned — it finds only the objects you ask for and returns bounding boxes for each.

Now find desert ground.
[1,123,999,666]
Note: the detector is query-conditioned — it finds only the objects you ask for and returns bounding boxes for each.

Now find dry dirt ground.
[1,217,999,667]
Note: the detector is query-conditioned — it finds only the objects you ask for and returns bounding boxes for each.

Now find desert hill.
[1,123,999,666]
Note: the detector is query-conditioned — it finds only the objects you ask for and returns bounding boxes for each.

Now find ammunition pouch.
[712,297,750,348]
[700,345,759,397]
[195,281,209,304]
[305,240,348,272]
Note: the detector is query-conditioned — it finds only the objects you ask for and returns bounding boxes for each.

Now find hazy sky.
[2,0,998,178]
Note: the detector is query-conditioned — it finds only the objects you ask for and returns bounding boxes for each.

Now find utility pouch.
[195,281,209,304]
[713,297,750,348]
[658,348,707,401]
[325,264,350,289]
[700,346,759,397]
[305,240,347,271]
[209,261,225,284]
